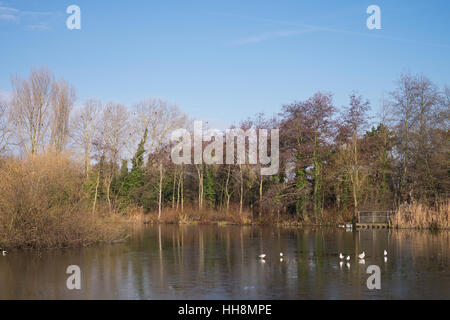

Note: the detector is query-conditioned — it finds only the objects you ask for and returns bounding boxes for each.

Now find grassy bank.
[0,154,125,249]
[138,203,449,231]
[139,205,348,227]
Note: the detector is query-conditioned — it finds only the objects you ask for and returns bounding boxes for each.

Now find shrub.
[0,153,123,249]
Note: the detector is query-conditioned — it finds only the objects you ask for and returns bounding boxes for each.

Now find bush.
[0,153,123,249]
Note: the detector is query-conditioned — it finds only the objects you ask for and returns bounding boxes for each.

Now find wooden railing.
[357,211,392,224]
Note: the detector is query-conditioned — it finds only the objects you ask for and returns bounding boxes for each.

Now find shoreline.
[2,216,448,251]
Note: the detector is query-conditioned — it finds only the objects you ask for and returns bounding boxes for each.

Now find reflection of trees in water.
[0,227,448,299]
[391,230,449,271]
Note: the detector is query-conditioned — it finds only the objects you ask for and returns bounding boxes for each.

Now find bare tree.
[96,102,130,212]
[0,97,12,154]
[389,73,446,202]
[341,93,371,218]
[71,99,101,177]
[11,67,53,156]
[133,98,188,153]
[50,79,76,152]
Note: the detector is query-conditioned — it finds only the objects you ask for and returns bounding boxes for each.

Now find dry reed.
[391,201,449,230]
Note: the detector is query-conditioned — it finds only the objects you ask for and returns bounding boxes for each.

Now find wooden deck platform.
[355,223,389,229]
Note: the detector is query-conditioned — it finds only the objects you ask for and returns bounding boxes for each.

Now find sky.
[1,0,449,129]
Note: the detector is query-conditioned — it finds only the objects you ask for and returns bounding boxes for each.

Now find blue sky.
[1,0,449,128]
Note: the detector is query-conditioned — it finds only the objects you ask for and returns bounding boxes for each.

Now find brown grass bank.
[0,154,125,249]
[391,202,449,230]
[140,204,348,227]
[140,203,449,230]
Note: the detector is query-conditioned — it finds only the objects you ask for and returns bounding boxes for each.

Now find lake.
[0,225,448,299]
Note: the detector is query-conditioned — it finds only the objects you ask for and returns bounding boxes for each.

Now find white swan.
[258,254,266,259]
[2,250,7,256]
[280,252,283,257]
[384,250,387,256]
[346,255,350,261]
[358,251,365,259]
[339,253,344,259]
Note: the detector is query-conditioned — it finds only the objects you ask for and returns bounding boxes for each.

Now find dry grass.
[391,202,449,230]
[127,202,449,230]
[143,204,254,225]
[143,205,348,227]
[0,153,125,249]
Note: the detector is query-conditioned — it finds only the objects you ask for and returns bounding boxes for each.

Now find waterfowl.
[339,253,344,259]
[258,254,266,259]
[358,251,365,259]
[346,255,350,261]
[384,250,388,256]
[280,252,283,257]
[2,250,7,256]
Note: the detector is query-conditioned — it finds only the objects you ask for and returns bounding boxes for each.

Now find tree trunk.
[196,164,204,211]
[180,164,184,213]
[92,170,100,216]
[259,175,263,220]
[84,148,90,178]
[352,131,359,219]
[105,177,112,214]
[224,166,231,215]
[172,167,177,209]
[239,164,243,215]
[158,162,163,220]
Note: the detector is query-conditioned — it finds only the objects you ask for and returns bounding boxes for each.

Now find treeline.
[0,67,448,228]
